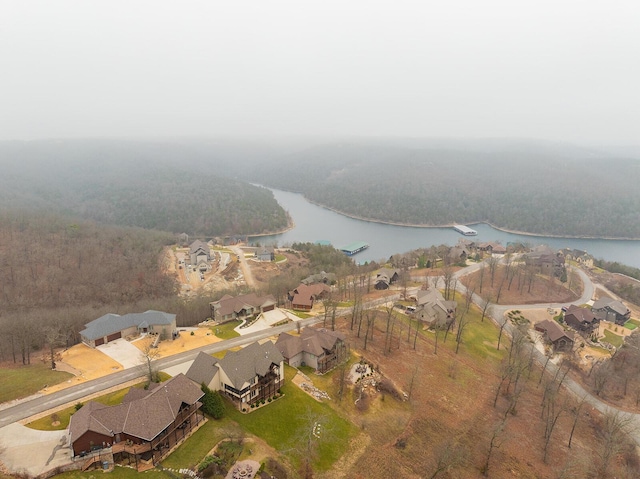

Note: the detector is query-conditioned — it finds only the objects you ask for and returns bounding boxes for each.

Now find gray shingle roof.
[186,351,220,386]
[80,310,175,341]
[219,341,283,389]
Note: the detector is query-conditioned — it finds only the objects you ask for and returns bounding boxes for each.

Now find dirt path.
[230,245,256,288]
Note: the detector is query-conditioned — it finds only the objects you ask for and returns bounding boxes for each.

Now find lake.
[251,188,640,268]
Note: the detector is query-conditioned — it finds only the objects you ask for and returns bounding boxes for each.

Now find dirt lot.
[47,327,221,395]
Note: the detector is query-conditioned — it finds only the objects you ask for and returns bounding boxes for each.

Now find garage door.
[107,332,122,342]
[94,338,105,347]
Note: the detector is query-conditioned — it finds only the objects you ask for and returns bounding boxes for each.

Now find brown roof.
[290,283,330,308]
[186,351,220,386]
[276,328,345,359]
[536,320,574,343]
[69,373,204,444]
[218,341,283,389]
[565,305,598,324]
[211,293,276,317]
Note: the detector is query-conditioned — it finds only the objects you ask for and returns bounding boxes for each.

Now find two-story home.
[374,268,400,290]
[524,246,565,277]
[276,328,347,374]
[255,246,275,262]
[563,305,599,336]
[414,289,457,328]
[591,297,631,326]
[189,240,211,272]
[210,293,276,323]
[186,341,284,409]
[69,374,204,471]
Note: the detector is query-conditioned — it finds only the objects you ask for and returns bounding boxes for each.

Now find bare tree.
[479,294,493,322]
[596,411,636,478]
[481,418,507,477]
[427,438,468,479]
[139,337,161,383]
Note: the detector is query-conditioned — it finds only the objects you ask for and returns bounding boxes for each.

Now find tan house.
[276,328,347,373]
[80,310,177,348]
[186,341,284,409]
[210,293,276,323]
[414,289,457,327]
[69,374,204,471]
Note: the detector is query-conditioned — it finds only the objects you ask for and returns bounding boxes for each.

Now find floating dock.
[340,241,369,255]
[453,224,478,236]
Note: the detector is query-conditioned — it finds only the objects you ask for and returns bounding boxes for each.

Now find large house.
[524,246,565,277]
[276,328,347,373]
[255,246,275,262]
[189,240,211,272]
[564,305,599,336]
[210,293,276,323]
[535,320,575,352]
[69,374,204,471]
[591,298,631,325]
[186,341,284,409]
[80,310,177,348]
[414,289,457,327]
[289,283,331,310]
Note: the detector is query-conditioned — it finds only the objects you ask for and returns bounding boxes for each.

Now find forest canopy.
[0,140,289,237]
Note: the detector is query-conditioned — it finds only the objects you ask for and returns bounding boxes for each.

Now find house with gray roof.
[189,240,211,272]
[414,289,457,328]
[276,328,347,373]
[535,320,575,353]
[68,373,204,470]
[592,297,631,325]
[186,341,284,410]
[564,304,599,336]
[80,310,177,348]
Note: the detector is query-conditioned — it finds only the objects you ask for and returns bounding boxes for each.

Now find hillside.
[0,140,289,237]
[244,139,640,239]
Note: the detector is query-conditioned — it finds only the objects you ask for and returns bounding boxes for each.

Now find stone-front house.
[69,374,204,471]
[301,271,337,285]
[210,293,276,323]
[592,298,631,325]
[561,248,594,268]
[289,283,331,310]
[414,289,457,327]
[186,341,284,409]
[189,240,211,272]
[535,320,575,352]
[80,310,177,348]
[276,328,347,373]
[564,305,599,336]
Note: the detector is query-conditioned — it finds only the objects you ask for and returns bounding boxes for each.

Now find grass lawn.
[0,363,73,403]
[290,311,312,319]
[625,319,640,330]
[52,466,171,479]
[224,366,357,472]
[275,254,287,262]
[213,320,241,340]
[603,330,624,348]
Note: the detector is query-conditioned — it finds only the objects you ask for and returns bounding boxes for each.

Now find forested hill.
[0,140,288,237]
[244,140,640,239]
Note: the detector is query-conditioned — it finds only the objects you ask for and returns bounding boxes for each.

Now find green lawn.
[213,320,241,340]
[603,330,624,348]
[624,319,640,330]
[290,311,312,319]
[224,366,357,472]
[0,363,73,403]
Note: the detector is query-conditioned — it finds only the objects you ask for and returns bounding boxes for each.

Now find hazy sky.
[1,1,639,144]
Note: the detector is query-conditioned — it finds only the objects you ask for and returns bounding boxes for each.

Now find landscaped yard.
[603,330,624,348]
[213,320,242,339]
[0,363,73,403]
[624,319,640,330]
[224,366,358,473]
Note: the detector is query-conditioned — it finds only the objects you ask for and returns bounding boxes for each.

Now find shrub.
[74,402,83,411]
[190,331,195,336]
[200,384,225,419]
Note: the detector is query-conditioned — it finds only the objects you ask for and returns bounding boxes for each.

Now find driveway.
[0,423,72,477]
[97,338,145,369]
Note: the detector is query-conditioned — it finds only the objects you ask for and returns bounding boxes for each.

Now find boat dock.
[339,241,369,255]
[453,224,478,236]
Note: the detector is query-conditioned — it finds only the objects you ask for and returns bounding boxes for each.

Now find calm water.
[252,188,640,268]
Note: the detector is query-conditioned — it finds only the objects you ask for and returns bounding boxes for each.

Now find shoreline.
[274,192,640,242]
